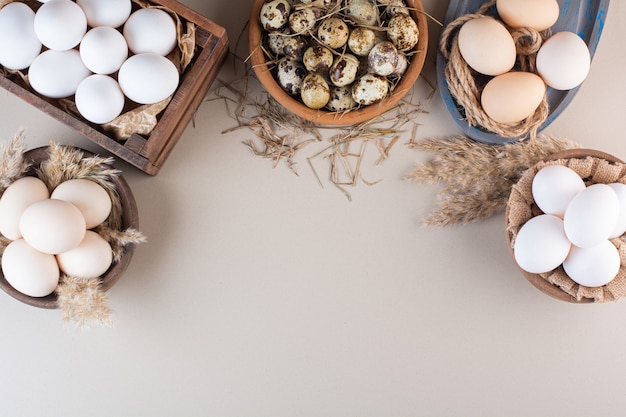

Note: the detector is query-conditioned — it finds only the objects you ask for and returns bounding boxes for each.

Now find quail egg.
[259,0,291,31]
[383,0,410,20]
[276,58,307,95]
[347,0,379,26]
[318,17,350,49]
[387,13,419,51]
[267,28,289,56]
[348,27,377,56]
[388,52,408,82]
[327,86,357,111]
[301,73,330,109]
[329,54,360,87]
[303,45,334,73]
[352,73,389,105]
[289,7,318,34]
[368,41,399,76]
[282,35,308,60]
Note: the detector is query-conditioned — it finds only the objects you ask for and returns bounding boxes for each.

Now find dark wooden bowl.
[505,149,623,303]
[0,146,139,309]
[248,0,428,126]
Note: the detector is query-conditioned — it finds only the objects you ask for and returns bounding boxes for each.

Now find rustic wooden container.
[0,146,139,309]
[248,0,428,126]
[0,0,229,176]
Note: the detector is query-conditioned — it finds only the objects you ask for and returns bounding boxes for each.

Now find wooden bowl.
[505,149,624,303]
[248,0,428,126]
[0,146,139,309]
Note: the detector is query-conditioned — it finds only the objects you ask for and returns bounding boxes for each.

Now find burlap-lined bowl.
[505,149,626,303]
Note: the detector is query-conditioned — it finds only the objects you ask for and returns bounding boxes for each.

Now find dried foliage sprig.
[406,135,580,226]
[56,276,114,329]
[0,130,29,191]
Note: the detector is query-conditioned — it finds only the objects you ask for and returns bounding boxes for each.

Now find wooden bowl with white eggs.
[0,146,139,309]
[248,0,428,126]
[505,149,626,304]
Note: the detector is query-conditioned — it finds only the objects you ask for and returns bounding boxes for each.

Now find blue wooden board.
[436,0,610,144]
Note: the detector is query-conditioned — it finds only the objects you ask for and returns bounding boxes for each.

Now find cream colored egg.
[33,0,87,51]
[75,74,125,124]
[563,184,620,248]
[513,214,571,274]
[118,53,179,104]
[76,0,131,28]
[536,31,590,90]
[20,199,86,254]
[51,178,112,228]
[563,240,621,288]
[1,239,59,297]
[0,2,42,71]
[531,165,585,218]
[80,26,128,75]
[481,72,546,124]
[608,183,626,238]
[0,176,50,240]
[56,231,113,278]
[496,0,559,31]
[28,49,92,99]
[123,8,177,56]
[458,16,516,76]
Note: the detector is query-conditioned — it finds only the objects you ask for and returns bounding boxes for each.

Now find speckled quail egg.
[352,73,389,105]
[388,51,408,81]
[282,35,308,60]
[318,17,350,49]
[303,45,334,73]
[347,27,377,56]
[368,41,399,76]
[387,13,419,51]
[301,73,330,109]
[327,86,357,111]
[347,0,379,26]
[289,7,318,34]
[329,54,360,87]
[260,0,291,31]
[276,58,307,95]
[267,28,289,56]
[383,0,410,20]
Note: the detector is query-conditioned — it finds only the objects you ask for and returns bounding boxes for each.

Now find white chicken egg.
[513,214,571,274]
[1,239,59,297]
[458,16,516,76]
[51,178,112,228]
[563,240,621,288]
[28,49,92,99]
[56,231,113,278]
[20,199,86,255]
[532,165,586,217]
[118,53,179,104]
[80,27,129,75]
[608,183,626,238]
[75,75,125,125]
[76,0,131,28]
[0,2,42,71]
[0,176,50,240]
[563,183,620,248]
[34,0,87,51]
[536,31,590,90]
[496,0,559,31]
[123,8,178,56]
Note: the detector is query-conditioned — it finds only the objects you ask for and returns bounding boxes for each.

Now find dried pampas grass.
[406,135,580,226]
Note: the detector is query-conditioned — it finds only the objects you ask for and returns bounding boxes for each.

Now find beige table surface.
[1,1,625,416]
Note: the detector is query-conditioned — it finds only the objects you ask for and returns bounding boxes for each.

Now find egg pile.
[259,0,420,111]
[0,0,180,125]
[514,165,626,288]
[0,176,114,298]
[456,0,591,125]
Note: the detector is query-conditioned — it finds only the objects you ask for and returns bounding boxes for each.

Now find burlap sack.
[506,152,626,302]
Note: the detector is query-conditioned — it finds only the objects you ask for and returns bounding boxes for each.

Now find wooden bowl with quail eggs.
[248,0,428,126]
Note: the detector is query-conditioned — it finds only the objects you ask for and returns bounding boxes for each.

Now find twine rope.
[439,0,551,141]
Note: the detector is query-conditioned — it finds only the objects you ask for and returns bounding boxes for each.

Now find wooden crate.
[0,0,229,175]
